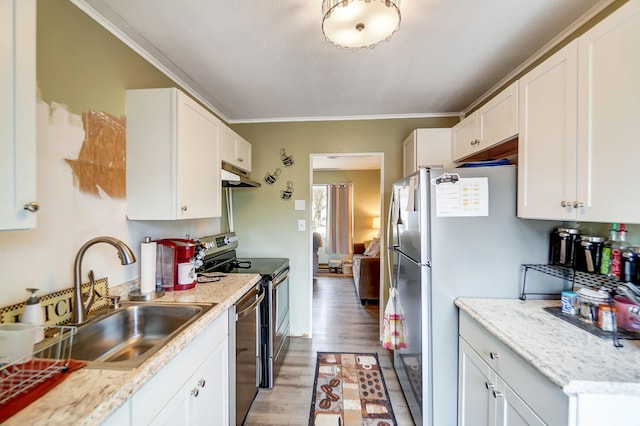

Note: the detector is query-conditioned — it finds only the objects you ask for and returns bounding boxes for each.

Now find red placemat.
[0,359,87,422]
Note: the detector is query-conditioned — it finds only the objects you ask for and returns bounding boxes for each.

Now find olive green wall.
[0,0,223,308]
[313,169,382,265]
[230,118,458,335]
[37,0,175,116]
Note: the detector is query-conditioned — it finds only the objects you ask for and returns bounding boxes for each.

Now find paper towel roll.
[140,239,157,294]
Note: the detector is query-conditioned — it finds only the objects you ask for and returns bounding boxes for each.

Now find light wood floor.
[244,274,414,425]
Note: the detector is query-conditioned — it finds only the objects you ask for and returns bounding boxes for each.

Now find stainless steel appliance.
[388,165,557,426]
[229,282,264,425]
[198,232,290,393]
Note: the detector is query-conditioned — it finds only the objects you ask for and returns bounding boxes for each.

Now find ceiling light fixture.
[322,0,401,50]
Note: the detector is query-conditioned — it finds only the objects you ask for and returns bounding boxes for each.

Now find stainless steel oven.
[198,232,290,394]
[260,264,290,389]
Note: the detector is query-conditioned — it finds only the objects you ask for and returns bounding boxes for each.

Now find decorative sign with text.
[0,278,109,326]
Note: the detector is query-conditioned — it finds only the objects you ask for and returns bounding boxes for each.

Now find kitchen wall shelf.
[543,306,640,341]
[520,264,622,300]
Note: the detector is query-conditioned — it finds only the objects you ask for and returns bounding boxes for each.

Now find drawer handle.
[485,381,495,390]
[492,390,503,399]
[489,352,499,360]
[198,378,206,388]
[191,388,199,397]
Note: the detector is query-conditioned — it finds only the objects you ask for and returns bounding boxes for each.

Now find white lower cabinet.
[458,312,568,426]
[126,310,229,426]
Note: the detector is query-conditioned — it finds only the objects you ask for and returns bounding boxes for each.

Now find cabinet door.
[452,112,479,161]
[402,131,417,176]
[151,337,229,426]
[458,340,496,426]
[576,0,640,224]
[221,127,252,172]
[478,82,518,151]
[518,40,578,220]
[496,380,545,426]
[0,0,36,230]
[176,92,221,219]
[191,335,229,425]
[235,136,251,172]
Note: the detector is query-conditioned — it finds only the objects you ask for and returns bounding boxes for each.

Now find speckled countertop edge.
[455,298,640,396]
[5,274,261,426]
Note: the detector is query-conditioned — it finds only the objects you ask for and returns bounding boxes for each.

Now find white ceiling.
[73,0,606,123]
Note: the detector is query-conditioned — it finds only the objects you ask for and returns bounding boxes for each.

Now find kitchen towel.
[382,288,408,350]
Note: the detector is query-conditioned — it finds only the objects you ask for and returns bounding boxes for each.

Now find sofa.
[352,240,380,304]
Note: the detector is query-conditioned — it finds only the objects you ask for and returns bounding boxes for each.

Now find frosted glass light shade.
[322,0,401,50]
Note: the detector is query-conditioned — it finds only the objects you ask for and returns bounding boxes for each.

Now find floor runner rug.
[309,352,397,426]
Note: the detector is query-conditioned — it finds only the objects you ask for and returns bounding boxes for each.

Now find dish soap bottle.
[21,288,45,343]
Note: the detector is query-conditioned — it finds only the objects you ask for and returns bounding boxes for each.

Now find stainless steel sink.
[70,301,216,369]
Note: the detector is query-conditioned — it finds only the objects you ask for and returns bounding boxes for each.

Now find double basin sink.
[69,301,216,369]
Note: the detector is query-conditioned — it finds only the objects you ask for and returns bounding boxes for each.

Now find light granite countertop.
[455,298,640,396]
[5,273,261,426]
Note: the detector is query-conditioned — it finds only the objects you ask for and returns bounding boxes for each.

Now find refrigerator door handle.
[387,192,396,287]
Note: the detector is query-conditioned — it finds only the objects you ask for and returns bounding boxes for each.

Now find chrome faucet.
[73,236,136,324]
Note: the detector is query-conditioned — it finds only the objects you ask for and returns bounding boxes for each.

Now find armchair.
[352,241,380,304]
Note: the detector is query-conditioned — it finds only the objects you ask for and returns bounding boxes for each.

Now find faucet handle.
[95,295,122,310]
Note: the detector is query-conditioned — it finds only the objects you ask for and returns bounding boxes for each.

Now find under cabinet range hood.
[221,162,261,188]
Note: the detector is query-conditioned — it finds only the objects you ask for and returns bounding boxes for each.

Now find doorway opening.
[310,153,385,332]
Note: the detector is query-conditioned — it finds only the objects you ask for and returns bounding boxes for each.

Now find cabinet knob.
[485,382,495,390]
[560,201,571,208]
[181,205,188,213]
[237,157,244,163]
[198,378,206,388]
[492,390,503,399]
[489,352,499,360]
[23,202,39,212]
[191,388,199,398]
[572,201,584,209]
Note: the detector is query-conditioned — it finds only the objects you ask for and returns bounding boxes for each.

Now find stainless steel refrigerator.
[387,165,556,426]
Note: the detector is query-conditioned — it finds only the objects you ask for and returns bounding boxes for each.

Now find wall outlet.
[298,219,306,231]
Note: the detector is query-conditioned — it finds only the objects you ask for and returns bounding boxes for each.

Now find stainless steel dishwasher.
[229,282,264,425]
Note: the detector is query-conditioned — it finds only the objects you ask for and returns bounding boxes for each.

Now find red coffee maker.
[155,238,197,291]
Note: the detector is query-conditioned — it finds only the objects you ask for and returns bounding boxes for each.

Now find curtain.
[324,183,353,254]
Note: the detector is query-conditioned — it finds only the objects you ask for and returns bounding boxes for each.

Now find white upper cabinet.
[575,0,640,224]
[518,40,578,221]
[402,128,454,176]
[452,82,518,162]
[518,0,640,224]
[126,88,222,220]
[221,127,251,173]
[0,0,37,230]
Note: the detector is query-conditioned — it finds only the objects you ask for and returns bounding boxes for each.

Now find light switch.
[295,200,305,211]
[298,219,306,231]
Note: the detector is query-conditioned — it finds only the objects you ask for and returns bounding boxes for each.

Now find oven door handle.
[273,270,290,288]
[236,288,265,321]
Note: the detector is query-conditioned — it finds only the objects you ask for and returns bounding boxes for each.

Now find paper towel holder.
[128,288,165,301]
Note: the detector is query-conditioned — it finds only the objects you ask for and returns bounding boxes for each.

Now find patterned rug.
[309,352,397,426]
